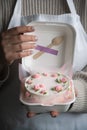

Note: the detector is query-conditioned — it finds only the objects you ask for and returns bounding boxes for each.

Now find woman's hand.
[1,26,37,64]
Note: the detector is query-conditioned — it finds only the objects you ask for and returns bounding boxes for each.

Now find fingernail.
[31,26,35,31]
[34,36,38,41]
[28,26,35,31]
[29,50,34,54]
[33,45,36,49]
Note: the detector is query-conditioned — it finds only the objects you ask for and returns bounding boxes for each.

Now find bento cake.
[24,72,74,105]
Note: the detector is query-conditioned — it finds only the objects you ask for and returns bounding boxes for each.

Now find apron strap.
[66,0,77,14]
[8,0,77,29]
[8,0,21,29]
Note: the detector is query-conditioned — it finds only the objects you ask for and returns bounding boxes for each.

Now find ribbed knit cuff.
[69,72,87,112]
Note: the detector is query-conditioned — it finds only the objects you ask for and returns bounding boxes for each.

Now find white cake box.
[19,21,76,113]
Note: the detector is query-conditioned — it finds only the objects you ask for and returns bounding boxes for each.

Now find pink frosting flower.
[61,78,67,83]
[33,85,40,91]
[40,90,47,95]
[39,84,45,88]
[26,79,32,84]
[55,85,63,92]
[25,91,31,97]
[32,73,41,78]
[42,73,48,76]
[51,73,58,77]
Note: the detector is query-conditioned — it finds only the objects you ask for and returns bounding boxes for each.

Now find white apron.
[8,0,87,73]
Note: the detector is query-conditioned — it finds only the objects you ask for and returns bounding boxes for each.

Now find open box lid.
[22,21,76,75]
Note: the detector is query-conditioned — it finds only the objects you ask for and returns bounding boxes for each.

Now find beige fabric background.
[0,0,87,32]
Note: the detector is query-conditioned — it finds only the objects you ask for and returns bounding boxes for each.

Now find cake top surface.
[25,72,71,96]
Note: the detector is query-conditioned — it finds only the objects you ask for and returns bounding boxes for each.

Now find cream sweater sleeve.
[69,71,87,112]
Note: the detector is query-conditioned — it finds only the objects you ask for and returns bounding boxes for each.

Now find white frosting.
[24,72,75,105]
[25,72,69,96]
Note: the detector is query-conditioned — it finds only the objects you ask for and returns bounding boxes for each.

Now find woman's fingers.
[4,42,36,52]
[27,112,36,118]
[14,50,33,59]
[13,42,36,52]
[2,26,35,38]
[6,50,33,63]
[2,34,37,46]
[50,111,60,117]
[0,26,38,63]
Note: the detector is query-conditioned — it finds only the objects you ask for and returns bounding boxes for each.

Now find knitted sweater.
[69,70,87,112]
[0,0,87,112]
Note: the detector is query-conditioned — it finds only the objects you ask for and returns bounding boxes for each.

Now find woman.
[0,0,87,129]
